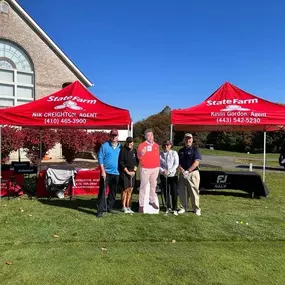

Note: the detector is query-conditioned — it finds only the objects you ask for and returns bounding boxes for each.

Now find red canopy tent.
[0,80,131,129]
[171,82,285,132]
[171,82,285,181]
[0,81,132,198]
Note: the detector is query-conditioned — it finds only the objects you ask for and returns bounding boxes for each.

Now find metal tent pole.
[39,129,43,174]
[262,131,266,182]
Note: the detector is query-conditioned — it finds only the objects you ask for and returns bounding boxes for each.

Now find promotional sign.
[72,169,101,196]
[142,182,160,214]
[171,82,285,131]
[0,81,131,128]
[14,166,37,174]
[11,161,30,168]
[1,170,24,197]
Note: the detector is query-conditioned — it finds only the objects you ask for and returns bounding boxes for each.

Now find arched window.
[0,39,35,107]
[0,1,9,14]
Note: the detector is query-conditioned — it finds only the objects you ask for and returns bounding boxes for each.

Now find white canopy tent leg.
[263,131,266,182]
[170,124,173,142]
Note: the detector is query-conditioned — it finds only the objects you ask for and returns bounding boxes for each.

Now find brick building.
[0,0,94,160]
[0,0,92,107]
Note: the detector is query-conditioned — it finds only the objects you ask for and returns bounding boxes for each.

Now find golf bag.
[45,168,76,198]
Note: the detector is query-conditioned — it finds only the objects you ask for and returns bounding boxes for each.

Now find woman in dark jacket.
[119,137,139,213]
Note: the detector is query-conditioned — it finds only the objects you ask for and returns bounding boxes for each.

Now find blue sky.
[18,0,285,122]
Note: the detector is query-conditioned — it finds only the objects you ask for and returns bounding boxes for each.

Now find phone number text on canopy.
[216,117,261,124]
[44,118,87,125]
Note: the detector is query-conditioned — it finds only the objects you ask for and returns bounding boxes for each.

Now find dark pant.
[97,173,119,213]
[160,175,178,210]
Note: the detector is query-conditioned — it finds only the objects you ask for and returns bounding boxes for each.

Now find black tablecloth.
[199,170,269,197]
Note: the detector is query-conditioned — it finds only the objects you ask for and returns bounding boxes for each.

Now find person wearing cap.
[96,129,122,218]
[178,133,202,216]
[137,128,160,213]
[119,137,139,213]
[159,140,179,215]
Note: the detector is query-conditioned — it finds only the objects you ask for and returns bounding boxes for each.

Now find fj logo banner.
[214,175,228,188]
[216,175,228,184]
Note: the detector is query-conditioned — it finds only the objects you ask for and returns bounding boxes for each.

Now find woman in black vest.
[119,137,139,213]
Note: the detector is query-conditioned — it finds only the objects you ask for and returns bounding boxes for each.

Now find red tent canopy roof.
[171,82,285,131]
[0,81,131,129]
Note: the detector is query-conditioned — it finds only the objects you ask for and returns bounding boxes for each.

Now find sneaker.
[122,207,129,213]
[127,208,134,214]
[195,209,201,216]
[107,209,115,214]
[173,210,178,216]
[178,208,185,214]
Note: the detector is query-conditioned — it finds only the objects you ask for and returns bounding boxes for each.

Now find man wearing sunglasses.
[96,129,122,218]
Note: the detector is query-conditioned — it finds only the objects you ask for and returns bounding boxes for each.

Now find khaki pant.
[139,167,159,207]
[179,170,200,211]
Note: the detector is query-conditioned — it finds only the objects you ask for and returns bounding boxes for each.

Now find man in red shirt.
[137,129,160,213]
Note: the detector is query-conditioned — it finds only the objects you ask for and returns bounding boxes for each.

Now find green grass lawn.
[188,147,279,160]
[1,171,285,285]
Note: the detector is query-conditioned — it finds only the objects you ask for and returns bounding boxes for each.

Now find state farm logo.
[54,100,83,110]
[207,98,258,107]
[220,104,250,112]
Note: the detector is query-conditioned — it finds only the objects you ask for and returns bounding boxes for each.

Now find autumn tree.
[22,128,59,164]
[133,106,171,144]
[57,129,89,163]
[1,126,24,163]
[86,131,110,154]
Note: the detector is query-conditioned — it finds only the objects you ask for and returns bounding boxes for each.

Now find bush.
[57,129,89,163]
[22,128,59,164]
[1,126,24,162]
[86,131,109,154]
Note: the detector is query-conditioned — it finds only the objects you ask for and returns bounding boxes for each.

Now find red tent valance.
[0,81,131,129]
[171,82,285,132]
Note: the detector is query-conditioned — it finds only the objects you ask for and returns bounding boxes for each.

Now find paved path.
[201,155,285,173]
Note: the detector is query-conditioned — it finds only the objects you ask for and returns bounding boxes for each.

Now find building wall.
[0,1,81,99]
[0,1,90,161]
[0,2,131,162]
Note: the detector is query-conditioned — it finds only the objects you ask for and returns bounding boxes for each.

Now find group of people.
[96,128,202,218]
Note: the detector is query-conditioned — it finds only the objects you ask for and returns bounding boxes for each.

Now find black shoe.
[149,202,159,210]
[107,209,115,214]
[96,212,103,218]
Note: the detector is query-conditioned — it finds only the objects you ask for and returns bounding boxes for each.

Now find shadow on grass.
[37,197,140,215]
[200,189,259,199]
